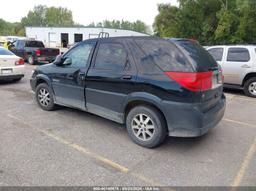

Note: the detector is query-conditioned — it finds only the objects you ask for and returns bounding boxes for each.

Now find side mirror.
[54,55,64,65]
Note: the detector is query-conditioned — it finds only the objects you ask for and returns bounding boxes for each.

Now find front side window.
[94,43,127,71]
[64,43,94,68]
[227,48,250,62]
[208,48,224,61]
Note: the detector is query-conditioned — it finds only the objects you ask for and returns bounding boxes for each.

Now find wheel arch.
[35,74,51,88]
[242,73,256,86]
[123,93,167,129]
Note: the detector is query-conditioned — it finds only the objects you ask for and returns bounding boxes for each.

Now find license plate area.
[1,69,13,74]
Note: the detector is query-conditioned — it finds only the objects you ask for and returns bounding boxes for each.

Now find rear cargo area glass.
[174,40,217,72]
[135,39,193,72]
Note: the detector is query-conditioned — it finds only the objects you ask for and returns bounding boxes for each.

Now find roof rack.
[98,32,109,38]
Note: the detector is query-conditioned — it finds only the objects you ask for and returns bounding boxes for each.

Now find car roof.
[82,36,163,43]
[207,45,256,48]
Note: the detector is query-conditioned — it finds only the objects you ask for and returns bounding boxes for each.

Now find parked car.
[11,40,60,65]
[30,37,226,148]
[0,47,25,81]
[207,45,256,97]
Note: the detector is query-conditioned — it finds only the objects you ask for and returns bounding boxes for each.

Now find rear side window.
[0,48,14,55]
[174,40,217,72]
[227,48,250,62]
[94,43,127,71]
[25,41,44,48]
[135,39,192,72]
[208,48,223,61]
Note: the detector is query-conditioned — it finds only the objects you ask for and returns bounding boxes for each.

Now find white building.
[25,27,148,48]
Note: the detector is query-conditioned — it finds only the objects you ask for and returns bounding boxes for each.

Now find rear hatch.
[172,39,223,112]
[135,38,223,112]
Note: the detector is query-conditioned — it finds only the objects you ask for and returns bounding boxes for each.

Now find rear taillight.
[165,71,213,92]
[35,49,41,56]
[15,58,25,65]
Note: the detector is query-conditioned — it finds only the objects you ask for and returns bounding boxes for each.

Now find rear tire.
[244,77,256,98]
[35,83,55,111]
[126,105,167,148]
[28,56,35,65]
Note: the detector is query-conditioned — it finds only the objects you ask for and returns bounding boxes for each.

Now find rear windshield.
[135,39,193,72]
[0,48,14,55]
[25,41,44,48]
[174,40,217,72]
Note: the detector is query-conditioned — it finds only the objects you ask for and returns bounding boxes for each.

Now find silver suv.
[207,45,256,97]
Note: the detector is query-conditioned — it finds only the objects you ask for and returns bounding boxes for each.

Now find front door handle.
[241,64,251,68]
[122,75,132,80]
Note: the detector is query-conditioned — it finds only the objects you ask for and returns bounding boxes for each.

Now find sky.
[0,0,178,26]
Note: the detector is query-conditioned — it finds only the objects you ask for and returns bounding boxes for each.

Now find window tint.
[208,48,223,61]
[25,41,44,48]
[227,48,250,62]
[135,39,193,72]
[0,48,14,55]
[64,43,94,68]
[174,40,217,72]
[94,43,127,71]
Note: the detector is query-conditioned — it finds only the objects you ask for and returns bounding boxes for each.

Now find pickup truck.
[11,40,60,65]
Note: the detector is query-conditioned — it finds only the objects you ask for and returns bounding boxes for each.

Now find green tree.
[21,5,74,27]
[92,19,150,34]
[154,0,256,45]
[45,7,74,27]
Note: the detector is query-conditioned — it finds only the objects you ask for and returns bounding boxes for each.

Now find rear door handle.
[241,64,251,68]
[122,75,132,80]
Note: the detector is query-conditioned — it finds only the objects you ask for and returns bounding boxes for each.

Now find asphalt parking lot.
[0,64,255,187]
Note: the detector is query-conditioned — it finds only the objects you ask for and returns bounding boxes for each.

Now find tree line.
[0,5,150,37]
[153,0,256,45]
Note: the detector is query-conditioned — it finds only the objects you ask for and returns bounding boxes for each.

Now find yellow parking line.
[6,114,162,186]
[231,137,256,187]
[224,118,256,128]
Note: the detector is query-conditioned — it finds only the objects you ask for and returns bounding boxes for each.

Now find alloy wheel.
[131,113,155,141]
[248,82,256,96]
[38,88,50,106]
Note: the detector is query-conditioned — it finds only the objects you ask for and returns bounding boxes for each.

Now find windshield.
[0,48,14,55]
[173,40,218,72]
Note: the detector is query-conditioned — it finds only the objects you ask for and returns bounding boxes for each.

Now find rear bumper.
[162,94,226,137]
[0,66,25,80]
[0,74,24,80]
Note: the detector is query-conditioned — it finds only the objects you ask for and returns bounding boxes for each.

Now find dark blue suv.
[30,37,226,148]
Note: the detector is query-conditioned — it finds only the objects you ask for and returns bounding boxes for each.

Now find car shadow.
[56,106,214,150]
[223,88,244,96]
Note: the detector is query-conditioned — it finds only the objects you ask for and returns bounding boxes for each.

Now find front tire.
[244,77,256,98]
[126,105,167,148]
[35,83,55,111]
